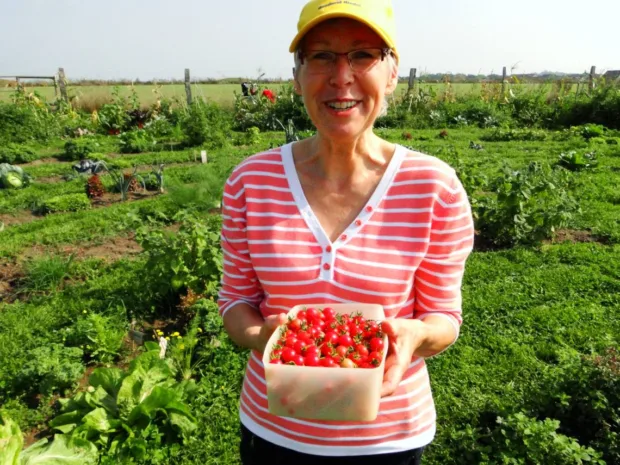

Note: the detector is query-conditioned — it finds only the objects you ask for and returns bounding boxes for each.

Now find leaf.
[81,408,119,434]
[18,435,98,465]
[89,367,124,399]
[0,415,22,465]
[127,385,178,424]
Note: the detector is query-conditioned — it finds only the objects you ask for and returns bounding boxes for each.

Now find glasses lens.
[349,49,383,73]
[305,51,336,75]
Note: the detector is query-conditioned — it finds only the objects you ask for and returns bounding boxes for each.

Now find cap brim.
[289,11,397,59]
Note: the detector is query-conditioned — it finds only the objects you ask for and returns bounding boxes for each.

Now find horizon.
[1,0,618,82]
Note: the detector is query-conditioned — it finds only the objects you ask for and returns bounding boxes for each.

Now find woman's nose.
[329,54,354,86]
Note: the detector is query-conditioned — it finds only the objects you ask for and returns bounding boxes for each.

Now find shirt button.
[365,206,373,213]
[340,234,347,241]
[355,219,362,226]
[325,245,332,253]
[323,263,331,270]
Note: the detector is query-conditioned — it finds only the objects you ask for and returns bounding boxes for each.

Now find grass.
[0,82,555,109]
[0,127,618,464]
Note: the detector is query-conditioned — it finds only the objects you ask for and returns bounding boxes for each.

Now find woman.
[217,1,475,464]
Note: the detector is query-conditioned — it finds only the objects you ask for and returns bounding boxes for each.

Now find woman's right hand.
[254,313,287,355]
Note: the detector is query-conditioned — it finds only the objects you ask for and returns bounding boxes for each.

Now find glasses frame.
[297,47,393,75]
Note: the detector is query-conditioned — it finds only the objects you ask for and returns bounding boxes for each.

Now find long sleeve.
[413,171,475,337]
[217,171,264,318]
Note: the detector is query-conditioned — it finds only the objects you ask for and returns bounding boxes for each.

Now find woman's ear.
[385,57,399,95]
[293,70,302,95]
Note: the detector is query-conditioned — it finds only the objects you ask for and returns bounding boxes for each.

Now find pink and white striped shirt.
[218,142,475,456]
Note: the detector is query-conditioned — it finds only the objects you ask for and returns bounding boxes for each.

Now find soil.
[0,260,23,301]
[549,229,598,244]
[22,157,63,167]
[0,210,39,228]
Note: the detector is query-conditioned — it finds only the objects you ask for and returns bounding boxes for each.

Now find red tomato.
[322,307,336,320]
[320,343,335,357]
[335,345,349,361]
[338,334,353,347]
[323,331,339,346]
[355,344,369,358]
[304,345,320,358]
[306,308,322,321]
[284,336,298,349]
[271,349,283,359]
[296,310,307,321]
[293,339,307,354]
[304,354,320,366]
[270,358,283,364]
[288,318,301,331]
[320,357,338,368]
[368,351,383,366]
[296,330,312,342]
[291,354,305,366]
[280,347,297,363]
[369,337,384,352]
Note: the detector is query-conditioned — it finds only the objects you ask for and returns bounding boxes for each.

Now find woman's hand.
[253,313,287,355]
[380,319,428,397]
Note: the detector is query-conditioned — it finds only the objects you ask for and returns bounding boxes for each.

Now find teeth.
[327,101,358,110]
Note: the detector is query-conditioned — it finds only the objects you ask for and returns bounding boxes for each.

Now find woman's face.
[295,18,398,142]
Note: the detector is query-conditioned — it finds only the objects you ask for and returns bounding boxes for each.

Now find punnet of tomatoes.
[268,306,386,369]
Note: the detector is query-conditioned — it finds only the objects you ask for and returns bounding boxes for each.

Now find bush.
[118,129,157,153]
[65,310,127,364]
[0,143,37,164]
[182,99,232,149]
[0,101,60,144]
[63,138,101,161]
[18,344,84,395]
[481,128,548,142]
[39,193,91,214]
[473,162,579,249]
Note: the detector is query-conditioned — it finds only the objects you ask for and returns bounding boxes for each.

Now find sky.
[1,0,618,81]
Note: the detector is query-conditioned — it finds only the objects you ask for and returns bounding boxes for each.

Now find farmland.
[0,82,619,464]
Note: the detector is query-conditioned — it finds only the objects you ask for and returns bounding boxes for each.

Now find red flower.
[262,89,276,103]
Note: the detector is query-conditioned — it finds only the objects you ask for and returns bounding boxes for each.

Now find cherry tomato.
[335,345,349,361]
[340,358,357,369]
[270,358,283,364]
[296,310,307,321]
[293,339,307,354]
[288,318,302,332]
[304,354,320,366]
[321,343,335,357]
[369,337,384,352]
[284,336,298,349]
[306,308,322,321]
[280,347,297,363]
[322,307,336,320]
[368,351,383,366]
[296,330,312,343]
[355,344,369,358]
[323,331,339,346]
[291,354,305,366]
[320,357,338,368]
[304,345,320,358]
[338,334,353,347]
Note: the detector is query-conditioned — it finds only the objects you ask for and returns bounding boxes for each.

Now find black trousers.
[240,424,425,465]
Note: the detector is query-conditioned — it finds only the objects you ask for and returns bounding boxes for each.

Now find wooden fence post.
[589,66,596,92]
[57,67,68,102]
[408,68,417,93]
[184,68,192,106]
[501,66,507,96]
[53,76,59,98]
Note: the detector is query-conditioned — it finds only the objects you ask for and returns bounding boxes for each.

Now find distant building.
[603,70,620,83]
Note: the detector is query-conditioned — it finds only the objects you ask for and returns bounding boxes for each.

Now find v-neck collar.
[281,142,407,255]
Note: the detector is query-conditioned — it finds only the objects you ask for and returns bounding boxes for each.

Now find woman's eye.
[350,50,375,60]
[309,52,333,61]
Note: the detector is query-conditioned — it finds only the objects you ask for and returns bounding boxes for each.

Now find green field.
[0,121,618,464]
[0,82,554,108]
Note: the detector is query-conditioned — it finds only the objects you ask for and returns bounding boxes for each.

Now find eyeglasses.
[298,48,392,75]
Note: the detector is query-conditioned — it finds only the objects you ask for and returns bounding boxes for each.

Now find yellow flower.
[172,332,180,337]
[165,337,170,341]
[179,344,185,350]
[197,328,203,333]
[156,330,163,336]
[82,310,87,314]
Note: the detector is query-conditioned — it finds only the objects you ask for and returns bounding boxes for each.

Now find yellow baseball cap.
[289,0,399,61]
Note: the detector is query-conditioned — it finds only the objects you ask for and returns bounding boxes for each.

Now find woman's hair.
[293,49,398,118]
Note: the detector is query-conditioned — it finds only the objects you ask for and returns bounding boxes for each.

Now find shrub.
[39,193,91,214]
[63,138,100,161]
[481,128,548,142]
[182,99,231,149]
[118,129,157,153]
[18,344,84,395]
[473,162,579,249]
[0,143,37,164]
[66,311,127,364]
[0,101,60,144]
[558,150,599,171]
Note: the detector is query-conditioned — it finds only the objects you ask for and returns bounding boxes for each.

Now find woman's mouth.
[325,100,361,112]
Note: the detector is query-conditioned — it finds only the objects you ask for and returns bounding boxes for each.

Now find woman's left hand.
[380,319,427,397]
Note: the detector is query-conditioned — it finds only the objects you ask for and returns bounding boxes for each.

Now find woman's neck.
[295,130,392,185]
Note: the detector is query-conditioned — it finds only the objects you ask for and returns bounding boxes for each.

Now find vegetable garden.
[0,79,618,464]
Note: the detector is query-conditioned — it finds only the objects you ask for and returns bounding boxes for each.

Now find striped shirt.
[217,142,475,456]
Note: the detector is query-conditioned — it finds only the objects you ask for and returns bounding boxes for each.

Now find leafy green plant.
[481,128,548,142]
[39,193,91,214]
[0,163,32,189]
[181,99,231,149]
[118,129,157,154]
[474,162,579,248]
[18,343,84,396]
[558,150,599,171]
[95,87,130,134]
[135,212,223,306]
[63,138,100,161]
[275,118,300,143]
[0,143,37,164]
[0,415,98,465]
[48,346,198,462]
[69,310,127,364]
